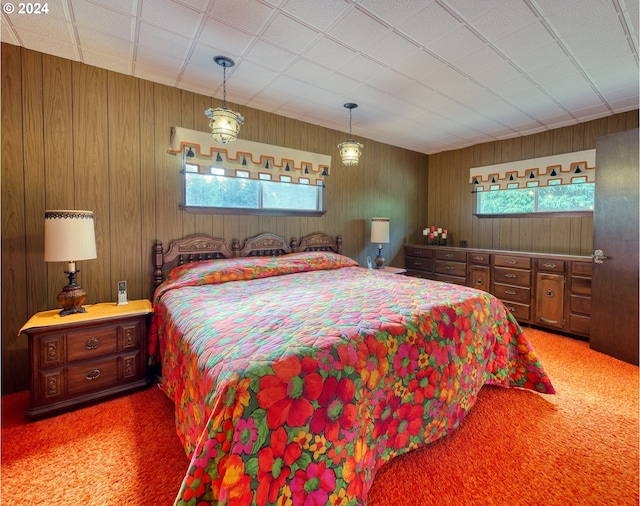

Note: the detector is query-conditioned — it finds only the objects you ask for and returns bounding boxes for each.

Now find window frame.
[181,164,326,217]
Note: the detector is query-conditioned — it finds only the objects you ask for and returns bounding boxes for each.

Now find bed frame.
[153,232,342,287]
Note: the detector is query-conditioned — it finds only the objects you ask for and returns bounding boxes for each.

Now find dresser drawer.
[405,256,432,272]
[536,258,564,273]
[468,252,490,265]
[494,255,531,270]
[434,273,467,286]
[570,294,591,315]
[493,283,531,304]
[435,249,467,262]
[493,267,531,287]
[569,314,590,336]
[405,247,432,259]
[435,260,466,278]
[571,276,591,296]
[67,326,119,362]
[502,301,530,321]
[571,262,592,276]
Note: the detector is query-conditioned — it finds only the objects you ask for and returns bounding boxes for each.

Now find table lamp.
[44,210,97,316]
[371,217,390,268]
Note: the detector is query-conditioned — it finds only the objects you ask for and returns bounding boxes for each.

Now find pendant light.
[338,103,363,166]
[204,56,244,144]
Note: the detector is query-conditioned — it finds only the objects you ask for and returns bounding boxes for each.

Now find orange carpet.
[1,328,638,505]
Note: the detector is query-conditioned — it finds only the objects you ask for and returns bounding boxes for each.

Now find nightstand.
[20,300,152,419]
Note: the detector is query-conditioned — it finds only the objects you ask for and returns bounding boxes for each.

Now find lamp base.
[374,247,386,269]
[57,272,87,316]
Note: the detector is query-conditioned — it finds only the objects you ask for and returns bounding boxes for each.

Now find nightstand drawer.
[67,326,118,361]
[67,356,120,396]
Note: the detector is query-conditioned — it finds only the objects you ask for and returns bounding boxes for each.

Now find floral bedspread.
[150,252,554,506]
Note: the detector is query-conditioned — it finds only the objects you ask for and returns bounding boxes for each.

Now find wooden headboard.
[153,232,342,288]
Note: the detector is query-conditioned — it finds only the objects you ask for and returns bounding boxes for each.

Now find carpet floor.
[1,328,638,505]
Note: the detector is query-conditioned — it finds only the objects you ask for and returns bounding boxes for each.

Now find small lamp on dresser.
[371,217,390,269]
[44,210,97,316]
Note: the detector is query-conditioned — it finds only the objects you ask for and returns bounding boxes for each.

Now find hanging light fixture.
[204,56,244,144]
[338,103,363,166]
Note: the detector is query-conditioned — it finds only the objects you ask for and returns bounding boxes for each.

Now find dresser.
[20,300,152,418]
[404,245,592,338]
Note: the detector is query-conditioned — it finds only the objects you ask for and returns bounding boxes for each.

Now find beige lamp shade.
[44,210,97,263]
[371,217,390,244]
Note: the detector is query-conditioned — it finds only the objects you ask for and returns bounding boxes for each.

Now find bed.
[149,232,555,506]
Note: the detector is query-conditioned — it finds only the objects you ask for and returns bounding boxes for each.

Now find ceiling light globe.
[338,140,363,166]
[205,107,244,144]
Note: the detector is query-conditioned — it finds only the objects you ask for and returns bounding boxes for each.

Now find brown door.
[590,128,639,365]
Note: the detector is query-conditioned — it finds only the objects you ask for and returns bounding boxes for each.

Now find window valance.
[470,149,595,191]
[169,126,331,186]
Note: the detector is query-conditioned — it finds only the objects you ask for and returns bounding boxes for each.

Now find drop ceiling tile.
[356,0,433,27]
[82,49,132,75]
[303,36,358,69]
[547,0,620,36]
[94,0,139,16]
[327,6,391,52]
[261,13,320,53]
[76,28,132,60]
[474,62,525,89]
[137,22,192,59]
[451,45,507,78]
[366,31,422,68]
[72,2,134,41]
[210,0,275,33]
[285,58,335,85]
[280,0,351,31]
[366,68,414,94]
[315,71,361,96]
[243,40,297,71]
[443,0,509,21]
[493,22,555,58]
[509,42,569,74]
[469,0,538,40]
[398,2,463,47]
[140,0,203,36]
[197,17,256,54]
[335,54,387,82]
[228,59,279,88]
[392,50,449,82]
[428,26,487,63]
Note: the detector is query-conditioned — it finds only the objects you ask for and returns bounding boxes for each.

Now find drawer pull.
[505,290,517,295]
[444,253,454,259]
[85,337,100,350]
[85,369,101,381]
[414,261,422,266]
[506,259,517,264]
[473,256,484,261]
[543,263,557,269]
[545,289,555,297]
[507,306,516,312]
[444,266,453,271]
[475,279,483,286]
[504,273,517,278]
[540,317,558,324]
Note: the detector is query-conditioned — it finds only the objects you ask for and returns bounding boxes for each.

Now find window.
[476,178,594,215]
[184,164,324,215]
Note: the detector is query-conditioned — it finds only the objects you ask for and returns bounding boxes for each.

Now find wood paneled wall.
[427,110,638,254]
[1,44,428,394]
